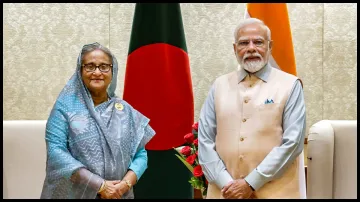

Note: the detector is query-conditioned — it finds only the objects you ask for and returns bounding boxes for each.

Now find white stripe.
[269,55,280,69]
[244,7,251,19]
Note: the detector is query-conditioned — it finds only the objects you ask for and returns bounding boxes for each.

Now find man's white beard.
[242,60,265,73]
[238,53,267,73]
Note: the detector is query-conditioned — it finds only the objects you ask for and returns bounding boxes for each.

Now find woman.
[40,42,155,199]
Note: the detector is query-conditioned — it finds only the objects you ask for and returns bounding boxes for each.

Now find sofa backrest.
[3,120,47,199]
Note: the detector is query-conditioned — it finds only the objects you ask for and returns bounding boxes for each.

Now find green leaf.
[189,178,196,187]
[202,187,207,196]
[193,131,198,138]
[189,178,199,189]
[189,176,205,190]
[175,154,194,172]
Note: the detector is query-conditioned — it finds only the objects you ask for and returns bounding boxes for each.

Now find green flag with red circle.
[123,3,194,199]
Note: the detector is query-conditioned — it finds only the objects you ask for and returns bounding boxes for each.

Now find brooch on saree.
[115,103,124,111]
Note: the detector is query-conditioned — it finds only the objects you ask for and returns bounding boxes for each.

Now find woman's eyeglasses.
[82,63,112,73]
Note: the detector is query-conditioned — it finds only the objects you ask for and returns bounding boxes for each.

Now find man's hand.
[221,179,253,199]
[99,180,122,199]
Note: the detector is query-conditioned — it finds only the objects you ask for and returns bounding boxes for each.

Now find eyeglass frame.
[81,63,113,73]
[234,38,271,50]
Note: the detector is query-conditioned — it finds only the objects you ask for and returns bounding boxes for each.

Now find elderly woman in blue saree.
[40,42,155,199]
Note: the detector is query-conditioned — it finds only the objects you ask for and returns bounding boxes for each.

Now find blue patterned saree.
[40,43,155,199]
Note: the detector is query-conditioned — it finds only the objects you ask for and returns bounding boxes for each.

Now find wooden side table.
[194,189,203,199]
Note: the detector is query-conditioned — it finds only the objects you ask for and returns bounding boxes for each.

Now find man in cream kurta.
[198,18,306,199]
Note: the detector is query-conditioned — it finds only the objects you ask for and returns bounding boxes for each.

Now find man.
[198,18,306,199]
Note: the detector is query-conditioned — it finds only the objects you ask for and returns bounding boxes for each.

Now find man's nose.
[247,41,256,52]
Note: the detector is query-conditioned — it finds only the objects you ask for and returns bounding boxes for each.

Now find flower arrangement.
[174,122,208,197]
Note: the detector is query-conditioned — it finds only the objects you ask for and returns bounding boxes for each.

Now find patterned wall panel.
[4,3,110,120]
[287,3,324,136]
[181,3,246,121]
[109,3,135,98]
[323,3,357,120]
[3,3,357,138]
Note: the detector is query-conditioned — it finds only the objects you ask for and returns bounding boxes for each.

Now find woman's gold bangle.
[98,180,106,193]
[123,179,132,189]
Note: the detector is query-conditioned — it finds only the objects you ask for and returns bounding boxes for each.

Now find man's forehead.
[236,23,267,39]
[238,36,265,41]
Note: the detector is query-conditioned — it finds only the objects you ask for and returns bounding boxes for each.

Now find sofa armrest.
[306,120,335,199]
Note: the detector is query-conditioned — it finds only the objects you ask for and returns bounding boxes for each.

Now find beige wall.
[4,3,357,137]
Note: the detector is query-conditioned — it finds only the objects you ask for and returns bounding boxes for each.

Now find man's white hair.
[234,18,271,42]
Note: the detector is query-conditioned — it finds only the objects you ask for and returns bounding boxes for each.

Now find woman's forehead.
[82,49,111,62]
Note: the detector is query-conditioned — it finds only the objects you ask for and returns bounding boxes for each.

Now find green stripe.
[134,149,194,199]
[128,3,188,55]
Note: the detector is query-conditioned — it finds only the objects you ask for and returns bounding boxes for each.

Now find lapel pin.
[115,103,124,111]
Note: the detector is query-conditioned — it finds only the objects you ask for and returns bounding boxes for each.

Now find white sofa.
[4,119,356,199]
[3,120,47,199]
[306,120,357,199]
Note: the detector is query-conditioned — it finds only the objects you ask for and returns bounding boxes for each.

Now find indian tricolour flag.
[245,3,297,76]
[245,3,306,199]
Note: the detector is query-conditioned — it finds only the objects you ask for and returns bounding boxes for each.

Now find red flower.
[186,154,196,165]
[184,133,195,144]
[196,151,198,156]
[205,179,208,185]
[192,122,199,131]
[193,165,203,177]
[193,138,198,146]
[181,146,191,156]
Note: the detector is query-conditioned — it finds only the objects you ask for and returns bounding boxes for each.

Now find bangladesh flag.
[123,3,194,199]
